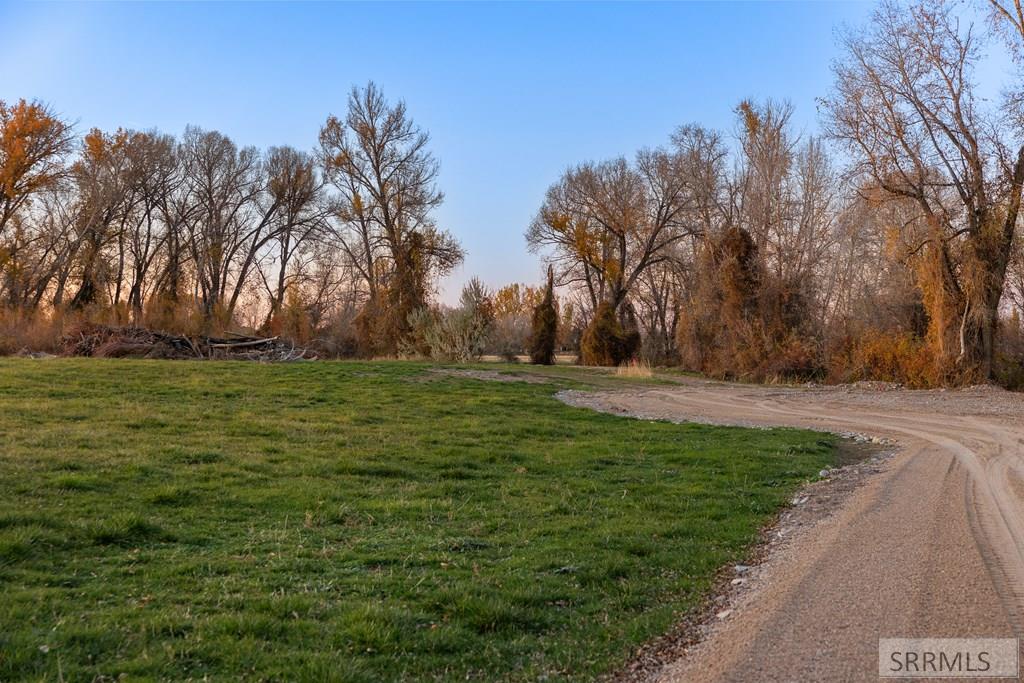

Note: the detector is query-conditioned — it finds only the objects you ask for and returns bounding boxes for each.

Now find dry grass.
[0,309,66,355]
[616,359,653,378]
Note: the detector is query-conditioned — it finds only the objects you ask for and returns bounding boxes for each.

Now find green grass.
[0,359,834,681]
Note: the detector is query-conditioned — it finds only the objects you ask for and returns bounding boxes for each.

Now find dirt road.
[562,379,1024,682]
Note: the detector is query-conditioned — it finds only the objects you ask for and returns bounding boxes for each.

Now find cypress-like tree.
[529,268,558,365]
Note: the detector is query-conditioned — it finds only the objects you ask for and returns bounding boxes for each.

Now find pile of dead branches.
[60,324,314,361]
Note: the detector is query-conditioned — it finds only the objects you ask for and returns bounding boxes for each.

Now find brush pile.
[60,324,314,361]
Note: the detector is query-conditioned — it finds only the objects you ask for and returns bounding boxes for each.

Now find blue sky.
[0,1,881,302]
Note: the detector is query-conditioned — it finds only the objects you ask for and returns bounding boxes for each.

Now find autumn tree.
[320,82,463,354]
[527,140,705,365]
[489,282,543,358]
[0,100,74,241]
[0,100,75,310]
[822,0,1024,380]
[527,150,696,315]
[492,282,543,319]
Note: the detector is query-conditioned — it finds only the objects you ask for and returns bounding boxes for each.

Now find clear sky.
[0,1,880,302]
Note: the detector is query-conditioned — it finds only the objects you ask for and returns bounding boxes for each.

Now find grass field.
[0,360,834,681]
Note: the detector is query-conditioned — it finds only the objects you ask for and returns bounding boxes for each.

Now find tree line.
[531,0,1024,386]
[0,83,468,357]
[2,0,1024,387]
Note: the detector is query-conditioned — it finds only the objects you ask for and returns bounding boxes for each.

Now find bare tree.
[67,129,138,309]
[178,126,263,323]
[632,256,685,362]
[1,187,77,308]
[221,145,321,319]
[526,145,698,315]
[121,131,178,319]
[822,0,1024,379]
[734,101,838,291]
[150,140,195,309]
[319,82,463,350]
[255,147,327,326]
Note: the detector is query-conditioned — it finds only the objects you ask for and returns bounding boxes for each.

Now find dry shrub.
[0,309,65,354]
[759,332,822,382]
[827,330,936,388]
[696,319,823,383]
[263,287,314,346]
[580,301,640,366]
[310,315,360,358]
[996,354,1024,390]
[141,295,208,337]
[676,227,823,383]
[399,279,494,362]
[615,359,652,378]
[354,293,393,357]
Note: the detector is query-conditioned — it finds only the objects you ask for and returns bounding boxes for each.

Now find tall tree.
[67,129,136,309]
[178,126,263,324]
[256,147,327,326]
[526,147,698,315]
[0,100,74,241]
[529,267,558,365]
[319,82,463,352]
[822,0,1024,379]
[734,100,838,295]
[122,131,179,319]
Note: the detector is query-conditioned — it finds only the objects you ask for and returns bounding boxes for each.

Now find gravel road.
[561,379,1024,682]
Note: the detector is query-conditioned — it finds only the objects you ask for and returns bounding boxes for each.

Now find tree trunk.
[963,288,1002,381]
